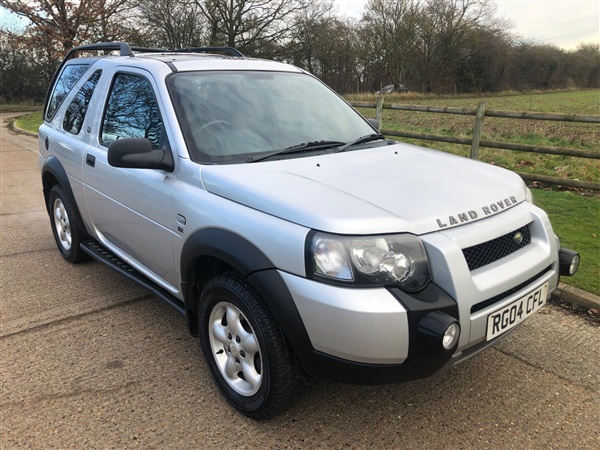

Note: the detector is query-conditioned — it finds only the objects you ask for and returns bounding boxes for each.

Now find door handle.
[86,154,96,167]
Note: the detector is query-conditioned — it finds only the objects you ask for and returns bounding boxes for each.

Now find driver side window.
[101,73,163,148]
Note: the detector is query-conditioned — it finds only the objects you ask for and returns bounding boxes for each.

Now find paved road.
[1,117,599,449]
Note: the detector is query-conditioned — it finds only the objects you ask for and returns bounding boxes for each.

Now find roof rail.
[63,42,134,60]
[175,47,244,57]
[61,42,243,62]
[61,42,177,64]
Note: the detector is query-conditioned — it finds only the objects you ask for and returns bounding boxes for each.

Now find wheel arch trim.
[41,156,89,237]
[180,228,276,334]
[180,228,275,283]
[179,228,315,362]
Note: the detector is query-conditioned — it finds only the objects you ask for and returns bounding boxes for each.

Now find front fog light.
[418,311,460,352]
[559,248,580,276]
[443,323,460,350]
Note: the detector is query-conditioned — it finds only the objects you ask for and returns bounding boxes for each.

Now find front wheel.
[198,273,302,419]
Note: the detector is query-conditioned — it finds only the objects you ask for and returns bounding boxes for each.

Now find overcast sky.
[334,0,599,50]
[1,1,598,50]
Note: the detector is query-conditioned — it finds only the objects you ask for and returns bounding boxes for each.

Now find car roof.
[64,51,303,74]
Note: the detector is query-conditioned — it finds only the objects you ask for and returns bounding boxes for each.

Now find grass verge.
[14,111,43,134]
[533,189,599,296]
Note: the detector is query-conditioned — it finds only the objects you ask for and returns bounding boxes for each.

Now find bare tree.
[572,43,600,88]
[415,0,497,93]
[195,0,312,55]
[454,26,513,93]
[290,0,335,73]
[0,0,136,51]
[362,0,419,90]
[138,0,206,48]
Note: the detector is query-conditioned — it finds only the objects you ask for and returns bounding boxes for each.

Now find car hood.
[200,142,527,235]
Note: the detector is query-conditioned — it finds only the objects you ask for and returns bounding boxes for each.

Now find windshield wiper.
[247,140,345,163]
[337,133,386,152]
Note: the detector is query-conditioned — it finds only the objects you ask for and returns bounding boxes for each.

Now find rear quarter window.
[45,64,91,121]
[62,70,102,135]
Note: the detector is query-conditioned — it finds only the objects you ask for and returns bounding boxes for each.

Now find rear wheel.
[198,272,302,419]
[48,185,89,263]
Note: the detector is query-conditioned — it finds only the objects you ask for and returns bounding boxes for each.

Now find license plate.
[486,282,548,340]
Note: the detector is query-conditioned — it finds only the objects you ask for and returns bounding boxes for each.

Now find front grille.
[463,224,531,271]
[470,265,553,313]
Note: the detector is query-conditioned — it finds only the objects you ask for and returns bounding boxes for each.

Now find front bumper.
[280,271,462,384]
[278,251,558,384]
[252,204,569,385]
[277,261,560,385]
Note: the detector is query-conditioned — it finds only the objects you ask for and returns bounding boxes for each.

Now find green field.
[349,90,600,183]
[533,189,599,296]
[349,89,599,113]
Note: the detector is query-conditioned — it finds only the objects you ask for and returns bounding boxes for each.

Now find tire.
[198,272,303,419]
[48,185,89,263]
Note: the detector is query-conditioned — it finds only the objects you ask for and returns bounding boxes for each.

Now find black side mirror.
[108,138,174,172]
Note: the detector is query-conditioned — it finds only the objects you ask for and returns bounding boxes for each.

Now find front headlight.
[309,232,431,292]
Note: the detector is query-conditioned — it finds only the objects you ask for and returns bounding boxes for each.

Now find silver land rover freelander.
[39,42,580,419]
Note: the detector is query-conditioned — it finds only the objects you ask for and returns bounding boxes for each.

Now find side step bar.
[81,240,186,316]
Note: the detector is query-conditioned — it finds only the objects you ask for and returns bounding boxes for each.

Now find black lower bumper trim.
[301,349,452,385]
[251,271,461,385]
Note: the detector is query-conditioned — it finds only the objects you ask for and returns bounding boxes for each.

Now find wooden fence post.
[376,97,384,131]
[470,102,486,160]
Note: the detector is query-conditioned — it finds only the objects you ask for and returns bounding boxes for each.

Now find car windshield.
[168,71,376,164]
